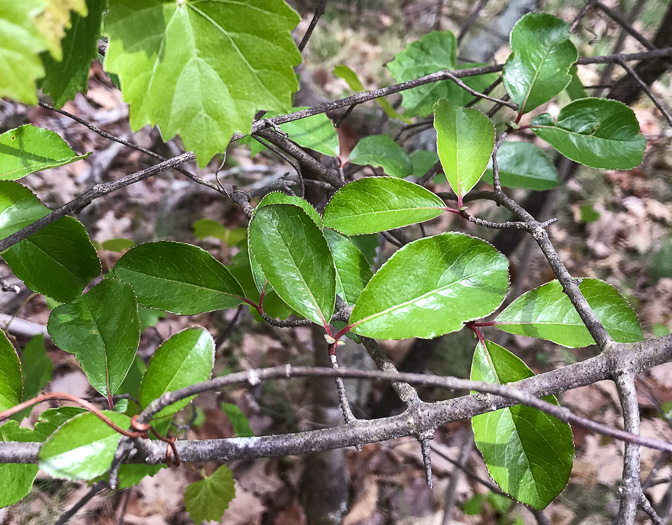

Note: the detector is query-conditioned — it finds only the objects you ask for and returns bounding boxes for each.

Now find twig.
[298,0,328,52]
[54,481,107,525]
[595,1,656,51]
[442,71,517,109]
[639,493,665,525]
[251,135,305,197]
[330,353,357,424]
[616,57,672,126]
[441,429,473,524]
[570,0,597,32]
[457,0,489,44]
[615,371,642,523]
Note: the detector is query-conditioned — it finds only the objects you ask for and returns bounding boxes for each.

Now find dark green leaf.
[323,177,445,235]
[114,241,244,315]
[410,150,440,178]
[502,13,578,113]
[4,216,101,303]
[116,464,163,489]
[434,98,495,201]
[530,98,646,169]
[0,329,22,411]
[0,125,90,180]
[184,465,236,524]
[39,411,131,480]
[348,135,412,178]
[48,279,140,397]
[140,327,215,418]
[471,340,574,509]
[138,307,166,331]
[249,204,335,326]
[257,192,322,227]
[34,406,86,437]
[565,65,586,100]
[0,421,43,508]
[483,142,560,190]
[495,278,643,347]
[324,229,373,306]
[349,233,509,339]
[221,403,254,437]
[100,238,135,252]
[117,353,146,401]
[11,334,53,422]
[0,181,49,239]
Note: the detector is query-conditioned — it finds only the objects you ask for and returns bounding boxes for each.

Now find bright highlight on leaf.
[434,98,495,203]
[348,135,413,178]
[349,233,509,339]
[502,13,578,114]
[185,465,236,524]
[471,340,574,509]
[0,125,90,180]
[104,0,302,167]
[494,278,643,347]
[323,177,445,235]
[531,98,646,169]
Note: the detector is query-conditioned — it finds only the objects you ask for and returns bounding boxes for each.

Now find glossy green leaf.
[0,125,90,180]
[495,279,643,347]
[349,233,509,339]
[140,327,215,418]
[221,403,255,437]
[471,340,574,509]
[39,411,131,480]
[434,98,495,201]
[323,177,445,235]
[0,181,49,239]
[483,142,560,190]
[104,0,302,167]
[114,241,244,315]
[193,219,246,246]
[387,31,498,116]
[279,108,339,158]
[249,204,335,326]
[348,135,413,178]
[48,279,140,397]
[3,216,101,303]
[333,64,409,123]
[530,98,646,169]
[0,421,43,508]
[33,406,86,437]
[100,238,135,252]
[0,329,22,412]
[257,192,322,227]
[565,65,586,101]
[184,465,236,524]
[40,0,105,108]
[324,229,373,306]
[502,13,578,113]
[11,334,53,422]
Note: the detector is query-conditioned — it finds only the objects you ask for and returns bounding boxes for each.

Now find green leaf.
[33,406,86,437]
[0,329,22,412]
[3,216,101,303]
[323,177,445,235]
[471,340,574,509]
[0,125,90,180]
[249,204,335,326]
[324,229,373,306]
[387,31,498,116]
[114,241,244,315]
[100,238,135,252]
[35,0,87,59]
[348,135,413,178]
[349,233,509,339]
[117,353,146,400]
[502,13,578,114]
[434,98,495,201]
[495,278,643,347]
[0,181,50,239]
[40,0,105,108]
[11,334,53,422]
[410,150,440,178]
[257,192,322,227]
[278,108,339,158]
[138,307,166,331]
[104,0,302,167]
[483,142,560,190]
[221,403,254,437]
[140,327,215,419]
[565,65,586,101]
[530,98,646,169]
[333,64,410,123]
[39,411,131,480]
[193,219,246,246]
[0,421,43,508]
[184,465,236,524]
[48,279,140,397]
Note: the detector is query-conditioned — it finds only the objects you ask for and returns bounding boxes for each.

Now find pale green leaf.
[530,98,646,169]
[193,219,245,246]
[184,465,236,524]
[349,135,413,178]
[39,411,130,480]
[249,204,335,326]
[0,181,49,239]
[324,229,373,306]
[349,233,509,339]
[494,278,643,347]
[502,13,578,113]
[221,403,254,437]
[279,108,339,158]
[0,125,90,180]
[11,334,53,422]
[114,241,244,315]
[100,238,135,252]
[256,192,322,227]
[471,340,574,509]
[140,327,215,419]
[0,329,22,412]
[0,421,43,508]
[483,142,560,190]
[48,279,140,397]
[35,0,87,60]
[33,406,86,437]
[323,177,445,235]
[104,0,302,167]
[434,98,495,201]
